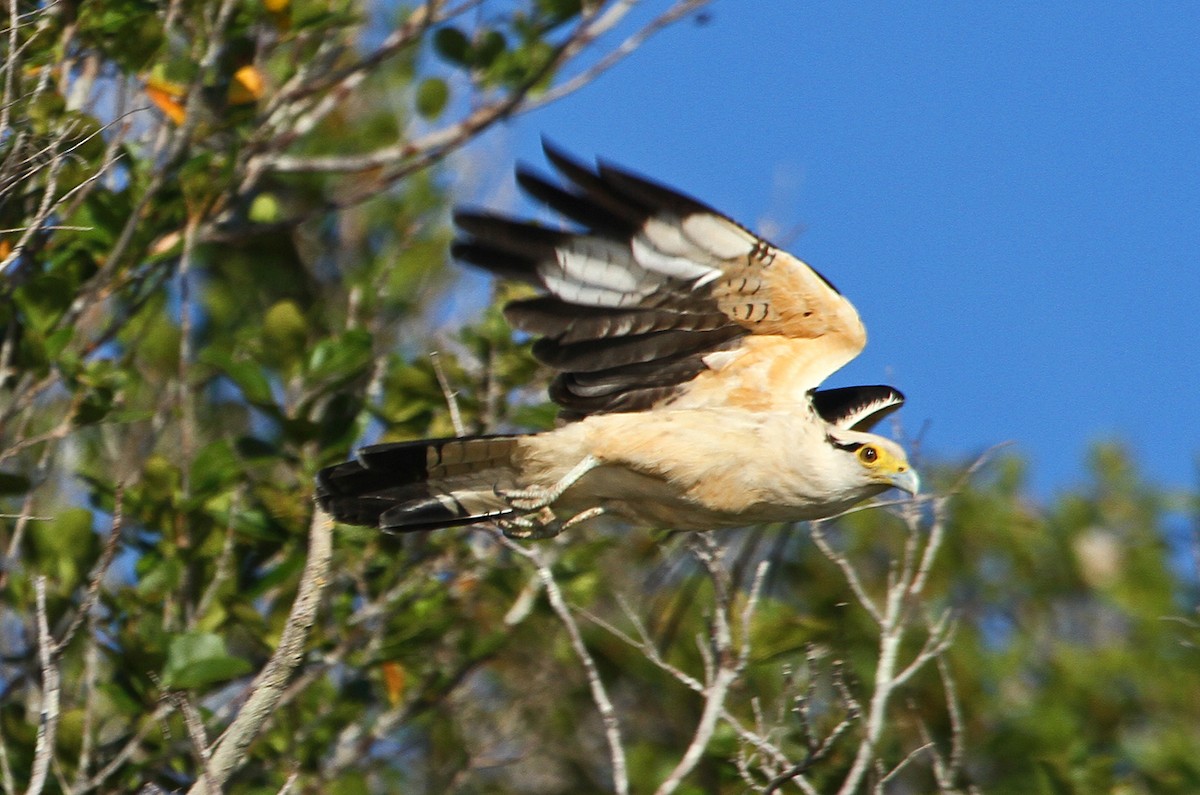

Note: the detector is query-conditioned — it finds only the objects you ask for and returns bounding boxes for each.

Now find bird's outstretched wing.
[453,142,868,419]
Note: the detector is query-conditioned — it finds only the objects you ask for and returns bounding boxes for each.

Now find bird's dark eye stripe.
[828,437,864,452]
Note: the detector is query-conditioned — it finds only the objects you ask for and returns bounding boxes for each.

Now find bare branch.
[525,0,712,111]
[0,730,13,795]
[167,692,220,795]
[54,486,124,654]
[28,577,61,795]
[192,502,240,628]
[810,521,882,624]
[499,535,630,795]
[70,618,102,791]
[431,351,467,436]
[874,741,934,793]
[654,548,765,795]
[74,702,175,793]
[186,509,334,794]
[176,215,201,501]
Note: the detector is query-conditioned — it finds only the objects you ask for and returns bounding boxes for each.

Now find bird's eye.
[859,446,878,464]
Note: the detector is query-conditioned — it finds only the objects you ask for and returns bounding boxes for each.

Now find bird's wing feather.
[452,141,867,417]
[810,385,906,431]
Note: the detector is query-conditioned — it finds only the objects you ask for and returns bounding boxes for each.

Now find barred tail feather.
[316,435,524,532]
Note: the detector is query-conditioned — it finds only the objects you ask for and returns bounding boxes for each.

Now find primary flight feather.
[317,143,918,537]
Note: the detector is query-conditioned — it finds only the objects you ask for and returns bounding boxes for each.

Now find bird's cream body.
[517,408,891,531]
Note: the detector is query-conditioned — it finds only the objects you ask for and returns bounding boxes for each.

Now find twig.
[185,508,334,794]
[579,597,805,786]
[810,521,882,624]
[73,702,175,793]
[654,553,767,795]
[936,655,967,788]
[176,215,201,499]
[874,741,934,792]
[192,497,240,627]
[27,577,61,795]
[70,618,102,791]
[430,351,466,436]
[168,692,220,795]
[498,535,629,795]
[0,729,12,795]
[524,0,712,111]
[54,486,124,653]
[275,770,299,795]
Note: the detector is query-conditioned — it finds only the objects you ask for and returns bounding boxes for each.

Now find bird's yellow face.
[855,440,920,495]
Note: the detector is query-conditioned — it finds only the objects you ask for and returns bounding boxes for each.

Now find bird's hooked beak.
[889,467,920,495]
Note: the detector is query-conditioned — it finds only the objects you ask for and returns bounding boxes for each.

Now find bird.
[316,142,918,538]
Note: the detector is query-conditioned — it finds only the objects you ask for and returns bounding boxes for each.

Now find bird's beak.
[889,468,920,495]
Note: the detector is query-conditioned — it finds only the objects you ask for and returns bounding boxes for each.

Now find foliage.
[0,2,1197,794]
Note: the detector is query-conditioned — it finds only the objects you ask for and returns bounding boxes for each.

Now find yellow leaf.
[144,73,187,99]
[228,65,265,105]
[144,76,187,125]
[382,661,406,706]
[263,0,289,11]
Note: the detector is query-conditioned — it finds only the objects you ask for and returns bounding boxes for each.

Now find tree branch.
[186,509,333,794]
[27,577,61,795]
[499,535,630,795]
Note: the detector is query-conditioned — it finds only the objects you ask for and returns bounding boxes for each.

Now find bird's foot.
[497,505,607,540]
[497,455,600,512]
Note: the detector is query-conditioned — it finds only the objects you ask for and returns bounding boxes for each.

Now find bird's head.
[825,429,920,497]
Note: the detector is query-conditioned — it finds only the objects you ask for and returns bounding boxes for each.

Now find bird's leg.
[494,455,602,539]
[499,454,599,511]
[498,505,607,540]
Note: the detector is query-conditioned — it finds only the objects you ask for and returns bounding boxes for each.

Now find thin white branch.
[70,618,102,791]
[430,351,466,436]
[500,536,629,795]
[524,0,712,111]
[54,486,124,654]
[654,544,766,795]
[28,577,61,795]
[73,702,174,793]
[810,522,882,624]
[909,497,949,597]
[874,741,934,793]
[654,663,737,795]
[936,655,967,789]
[168,692,219,795]
[186,509,334,794]
[0,730,12,795]
[579,597,802,780]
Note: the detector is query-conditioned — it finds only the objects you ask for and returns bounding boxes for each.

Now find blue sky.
[455,3,1200,497]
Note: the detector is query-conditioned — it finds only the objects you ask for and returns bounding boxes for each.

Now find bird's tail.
[316,435,524,532]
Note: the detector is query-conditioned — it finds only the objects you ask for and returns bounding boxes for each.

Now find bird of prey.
[316,143,918,538]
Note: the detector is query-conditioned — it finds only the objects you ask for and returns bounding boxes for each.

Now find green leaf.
[306,329,372,382]
[263,299,308,367]
[472,30,508,68]
[537,0,583,22]
[30,508,97,590]
[433,27,470,64]
[415,78,449,119]
[75,384,116,425]
[30,508,94,560]
[0,471,31,496]
[161,632,253,690]
[189,439,240,495]
[200,349,278,410]
[14,274,72,332]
